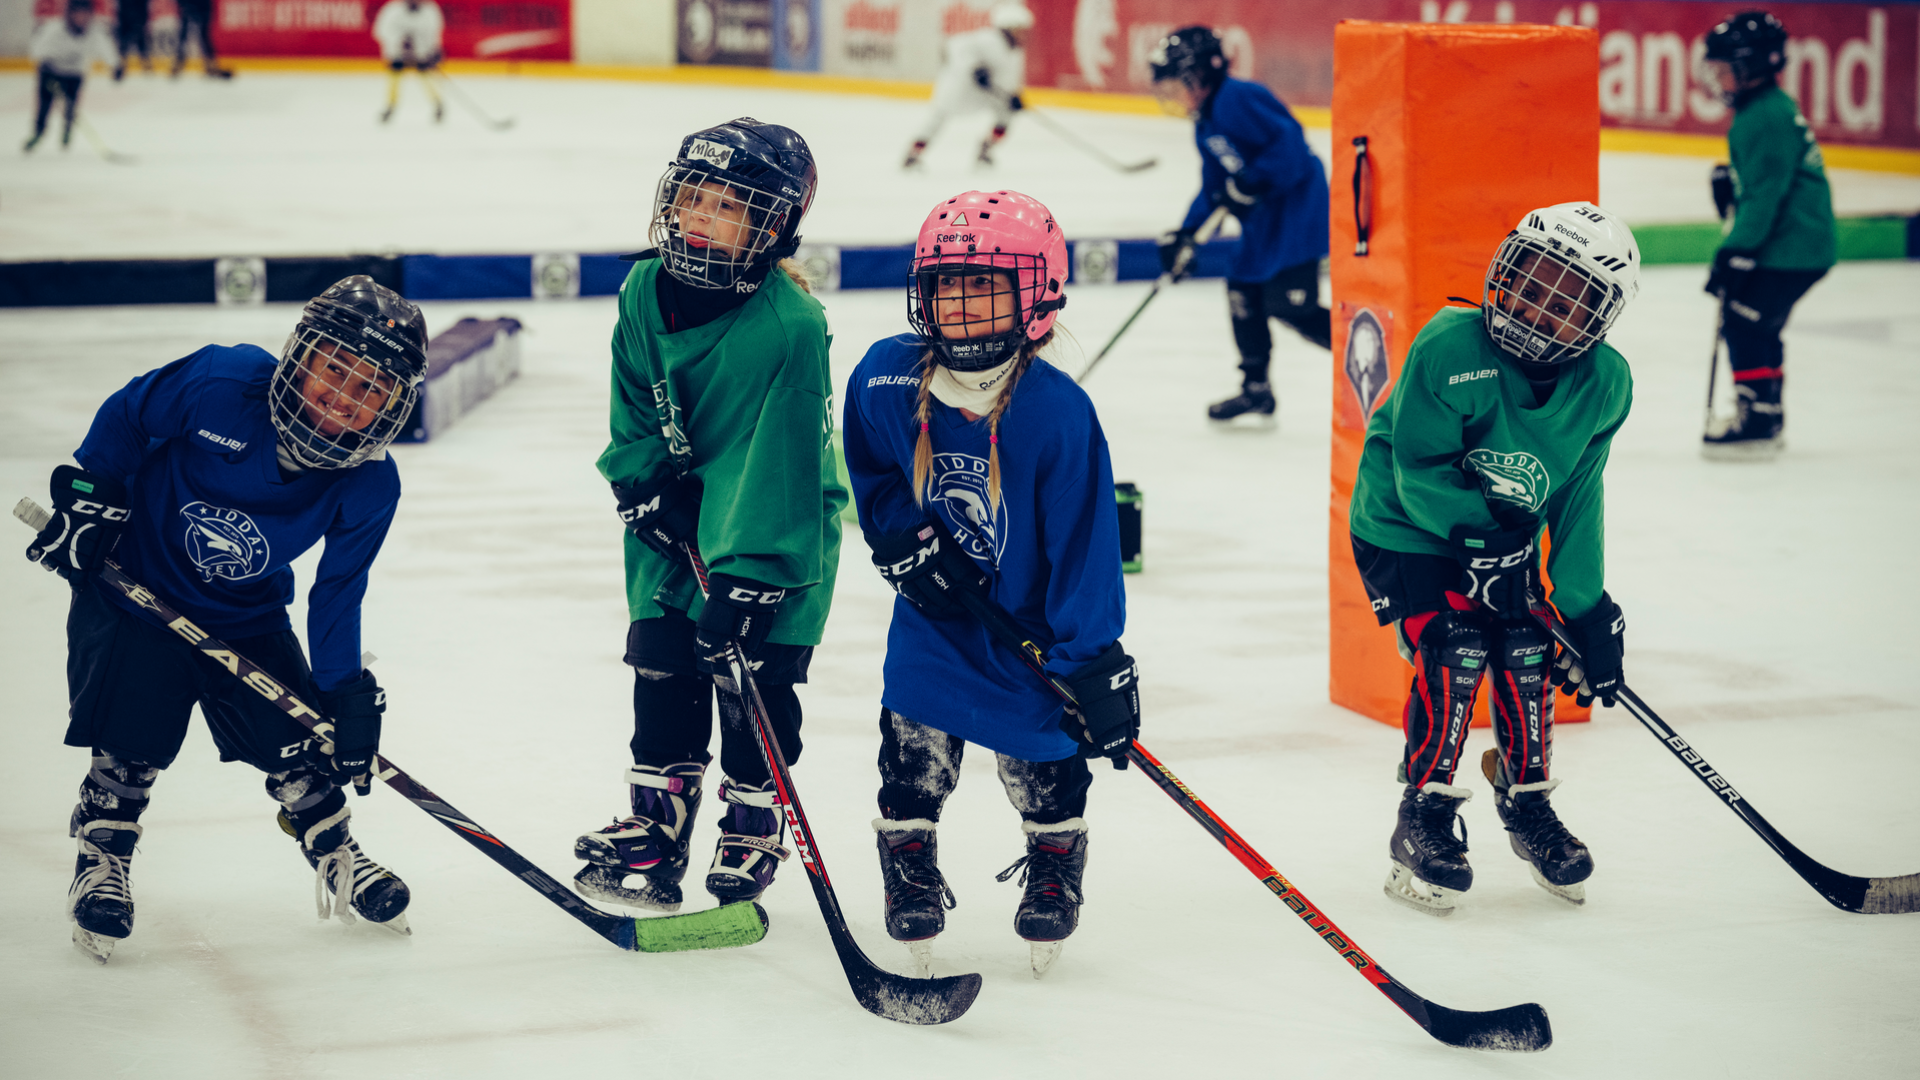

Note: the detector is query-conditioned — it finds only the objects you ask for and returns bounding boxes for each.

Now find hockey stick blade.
[14,497,771,952]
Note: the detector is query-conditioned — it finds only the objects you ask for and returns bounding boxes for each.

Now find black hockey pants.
[116,0,151,65]
[1722,267,1826,408]
[33,67,81,141]
[624,608,811,788]
[876,709,1091,826]
[1228,259,1333,381]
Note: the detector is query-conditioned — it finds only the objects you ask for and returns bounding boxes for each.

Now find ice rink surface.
[3,71,1920,1078]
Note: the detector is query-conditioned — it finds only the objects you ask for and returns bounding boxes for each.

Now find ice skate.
[902,140,927,170]
[1384,782,1473,917]
[996,819,1087,978]
[975,141,996,167]
[379,104,395,124]
[1484,750,1592,905]
[68,818,140,963]
[876,818,957,975]
[279,805,411,934]
[1702,384,1783,461]
[705,778,790,905]
[1208,380,1277,426]
[23,130,43,153]
[573,761,705,912]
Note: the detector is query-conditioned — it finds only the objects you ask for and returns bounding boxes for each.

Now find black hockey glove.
[868,520,990,619]
[694,574,786,681]
[26,464,130,582]
[1223,176,1266,217]
[1449,526,1538,618]
[1709,163,1734,221]
[1157,228,1198,282]
[1705,246,1757,299]
[1007,94,1025,111]
[973,66,993,90]
[316,670,385,795]
[1063,643,1140,769]
[1555,594,1625,708]
[613,473,701,560]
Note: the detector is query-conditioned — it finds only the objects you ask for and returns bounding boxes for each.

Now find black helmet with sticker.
[649,118,819,292]
[270,275,428,470]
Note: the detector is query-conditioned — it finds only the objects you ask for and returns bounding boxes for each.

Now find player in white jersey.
[24,0,117,152]
[373,0,445,123]
[903,3,1032,169]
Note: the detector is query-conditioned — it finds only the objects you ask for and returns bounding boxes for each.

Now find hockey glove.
[1555,594,1625,708]
[1705,247,1757,299]
[1007,94,1025,112]
[1709,164,1734,221]
[868,520,990,619]
[1157,229,1198,282]
[1449,526,1538,618]
[613,473,701,560]
[1063,643,1140,769]
[1223,176,1266,216]
[316,670,385,795]
[26,464,130,582]
[694,574,786,682]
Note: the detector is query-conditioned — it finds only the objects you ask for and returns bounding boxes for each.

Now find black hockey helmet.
[1704,11,1788,96]
[1149,27,1228,91]
[650,118,819,292]
[270,276,429,470]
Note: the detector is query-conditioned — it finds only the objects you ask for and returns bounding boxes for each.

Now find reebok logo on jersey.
[1447,368,1499,386]
[195,429,248,452]
[179,502,271,582]
[1463,449,1551,513]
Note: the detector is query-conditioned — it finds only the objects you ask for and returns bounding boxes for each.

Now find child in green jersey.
[570,119,848,914]
[1349,202,1639,917]
[1701,11,1836,459]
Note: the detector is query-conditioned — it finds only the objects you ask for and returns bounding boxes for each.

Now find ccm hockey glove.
[613,473,701,560]
[868,520,990,618]
[316,670,386,795]
[26,464,130,582]
[1063,643,1140,769]
[1706,247,1757,299]
[1157,229,1198,282]
[694,574,786,681]
[1556,594,1625,708]
[1449,526,1538,618]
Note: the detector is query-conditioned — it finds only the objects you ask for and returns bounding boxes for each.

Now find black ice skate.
[68,818,140,963]
[876,818,957,977]
[995,819,1088,978]
[279,805,412,934]
[1484,750,1592,905]
[1703,383,1783,460]
[573,761,705,912]
[1208,380,1277,424]
[1385,782,1474,917]
[705,778,790,905]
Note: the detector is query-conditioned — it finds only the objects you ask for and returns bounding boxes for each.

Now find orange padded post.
[1329,21,1599,729]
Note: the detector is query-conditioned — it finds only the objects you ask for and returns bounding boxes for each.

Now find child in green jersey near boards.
[1701,11,1836,459]
[1349,202,1639,917]
[571,118,848,913]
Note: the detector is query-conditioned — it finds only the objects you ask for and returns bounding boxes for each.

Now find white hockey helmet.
[1482,201,1640,366]
[990,3,1035,31]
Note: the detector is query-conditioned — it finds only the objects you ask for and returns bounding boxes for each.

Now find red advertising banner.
[209,0,571,60]
[1026,1,1920,151]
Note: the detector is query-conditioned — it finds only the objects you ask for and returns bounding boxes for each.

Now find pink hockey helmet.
[907,190,1069,371]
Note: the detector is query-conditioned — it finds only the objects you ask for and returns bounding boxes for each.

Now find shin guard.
[1400,610,1490,788]
[1487,618,1555,788]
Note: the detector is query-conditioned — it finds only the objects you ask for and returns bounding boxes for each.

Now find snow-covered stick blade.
[843,944,983,1025]
[1406,993,1554,1053]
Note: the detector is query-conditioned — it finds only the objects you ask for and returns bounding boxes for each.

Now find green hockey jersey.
[1349,308,1631,621]
[597,260,847,645]
[1723,85,1837,271]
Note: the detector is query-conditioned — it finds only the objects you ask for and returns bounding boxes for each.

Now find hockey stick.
[1702,307,1725,436]
[14,497,767,953]
[1532,603,1920,914]
[429,69,514,130]
[680,544,982,1024]
[1027,108,1157,173]
[1079,206,1229,384]
[76,118,137,165]
[954,590,1551,1052]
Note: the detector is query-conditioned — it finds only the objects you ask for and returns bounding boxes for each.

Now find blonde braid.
[985,328,1054,511]
[910,347,940,506]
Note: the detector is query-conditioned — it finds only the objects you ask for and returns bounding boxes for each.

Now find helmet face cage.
[907,253,1047,372]
[651,163,795,291]
[270,323,421,469]
[1482,234,1623,367]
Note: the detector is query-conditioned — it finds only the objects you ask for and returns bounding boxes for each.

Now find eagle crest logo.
[927,452,1006,566]
[179,501,271,582]
[1463,450,1551,513]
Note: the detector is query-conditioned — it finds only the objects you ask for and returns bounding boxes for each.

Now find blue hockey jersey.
[842,335,1126,761]
[1180,77,1330,281]
[73,345,400,692]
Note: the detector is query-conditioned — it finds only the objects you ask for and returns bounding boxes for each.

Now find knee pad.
[1415,609,1492,673]
[1492,619,1552,672]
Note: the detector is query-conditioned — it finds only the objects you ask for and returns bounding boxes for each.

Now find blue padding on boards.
[1115,240,1161,282]
[840,245,914,290]
[401,255,532,300]
[581,254,632,297]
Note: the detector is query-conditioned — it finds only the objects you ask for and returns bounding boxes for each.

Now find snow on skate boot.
[876,818,957,977]
[705,778,790,905]
[1702,382,1784,460]
[1208,380,1277,424]
[277,793,411,934]
[1484,749,1592,905]
[68,817,140,963]
[1385,782,1474,917]
[995,819,1088,978]
[573,761,705,912]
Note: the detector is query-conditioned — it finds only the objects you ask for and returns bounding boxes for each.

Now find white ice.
[3,72,1920,1078]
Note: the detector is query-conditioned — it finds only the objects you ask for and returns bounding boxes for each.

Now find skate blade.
[1384,862,1460,917]
[573,866,684,913]
[71,925,117,964]
[368,911,413,936]
[1528,865,1587,906]
[1028,940,1063,979]
[1209,413,1278,431]
[906,940,935,979]
[1701,438,1783,462]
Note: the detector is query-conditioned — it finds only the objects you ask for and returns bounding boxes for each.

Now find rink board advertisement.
[1020,1,1920,151]
[206,0,572,60]
[678,0,820,69]
[817,0,1003,81]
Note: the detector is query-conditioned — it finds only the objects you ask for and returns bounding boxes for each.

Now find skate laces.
[995,842,1084,905]
[314,846,357,925]
[69,834,135,915]
[1412,794,1470,859]
[1508,794,1576,851]
[887,839,957,911]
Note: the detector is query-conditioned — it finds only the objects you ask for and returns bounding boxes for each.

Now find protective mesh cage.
[906,253,1047,372]
[270,325,421,470]
[1481,234,1624,366]
[649,163,796,290]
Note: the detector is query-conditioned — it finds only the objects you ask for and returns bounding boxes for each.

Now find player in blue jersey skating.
[843,190,1138,977]
[24,276,428,962]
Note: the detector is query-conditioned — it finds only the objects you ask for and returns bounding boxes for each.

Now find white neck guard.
[928,357,1018,414]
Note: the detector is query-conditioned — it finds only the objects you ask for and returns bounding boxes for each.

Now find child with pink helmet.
[841,189,1136,977]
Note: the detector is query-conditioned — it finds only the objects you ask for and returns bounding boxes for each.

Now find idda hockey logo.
[179,502,270,582]
[1463,450,1551,513]
[927,452,1006,565]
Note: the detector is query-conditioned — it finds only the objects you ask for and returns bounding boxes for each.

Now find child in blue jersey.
[1150,25,1331,423]
[24,276,428,962]
[843,190,1139,976]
